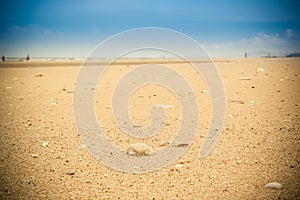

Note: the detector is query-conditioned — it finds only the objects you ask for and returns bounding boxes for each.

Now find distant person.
[245,52,247,58]
[2,55,5,62]
[26,54,30,61]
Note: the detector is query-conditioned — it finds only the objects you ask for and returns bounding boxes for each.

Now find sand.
[0,58,299,199]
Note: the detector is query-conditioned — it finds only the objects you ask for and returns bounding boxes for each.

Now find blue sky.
[0,0,299,58]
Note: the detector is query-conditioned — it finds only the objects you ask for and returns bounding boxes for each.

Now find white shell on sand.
[49,99,58,105]
[240,77,251,80]
[127,143,153,156]
[265,182,282,190]
[256,67,265,73]
[41,141,49,147]
[66,170,75,175]
[155,104,174,109]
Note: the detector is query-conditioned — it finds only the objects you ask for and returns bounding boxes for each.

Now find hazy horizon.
[1,0,300,58]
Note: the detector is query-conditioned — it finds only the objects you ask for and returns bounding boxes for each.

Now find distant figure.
[268,53,270,58]
[2,55,5,62]
[245,52,247,58]
[26,54,30,61]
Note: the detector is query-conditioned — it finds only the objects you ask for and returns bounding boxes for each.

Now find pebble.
[185,178,191,183]
[265,182,282,190]
[249,100,255,106]
[35,74,43,77]
[164,104,174,109]
[127,143,153,155]
[62,88,73,94]
[66,170,75,175]
[31,154,38,158]
[41,141,49,147]
[174,143,189,147]
[240,77,251,80]
[159,141,171,147]
[175,164,184,168]
[155,104,174,109]
[230,100,245,104]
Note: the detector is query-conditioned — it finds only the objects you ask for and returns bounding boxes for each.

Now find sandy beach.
[0,58,299,199]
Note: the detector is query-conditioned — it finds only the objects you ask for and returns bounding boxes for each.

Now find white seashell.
[240,77,251,80]
[265,182,282,190]
[155,104,174,109]
[256,67,265,73]
[127,143,153,156]
[164,104,174,109]
[41,141,49,147]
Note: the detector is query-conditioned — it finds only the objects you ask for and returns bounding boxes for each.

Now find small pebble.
[164,104,174,109]
[230,100,245,104]
[256,67,265,73]
[174,143,189,147]
[240,77,251,80]
[265,182,282,190]
[127,143,153,155]
[66,171,75,175]
[155,104,174,109]
[31,154,38,158]
[50,102,57,106]
[175,164,184,168]
[159,141,170,147]
[185,178,191,183]
[41,142,49,147]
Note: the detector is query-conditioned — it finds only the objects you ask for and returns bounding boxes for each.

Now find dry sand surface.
[0,58,299,199]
